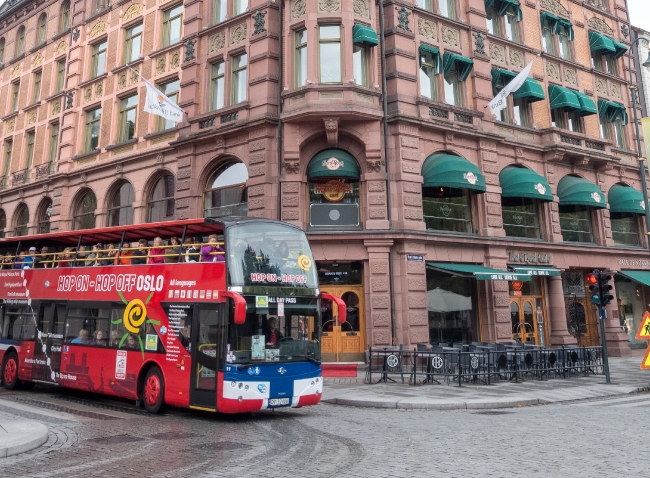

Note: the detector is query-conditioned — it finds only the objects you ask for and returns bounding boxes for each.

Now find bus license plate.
[269,398,290,406]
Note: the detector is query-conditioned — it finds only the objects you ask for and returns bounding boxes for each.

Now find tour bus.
[0,217,345,414]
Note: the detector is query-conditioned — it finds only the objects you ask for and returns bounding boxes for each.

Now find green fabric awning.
[572,90,598,116]
[486,0,522,20]
[307,149,360,180]
[513,78,546,102]
[499,166,554,201]
[420,44,443,74]
[421,154,486,192]
[540,11,559,29]
[443,52,474,82]
[611,39,629,59]
[509,266,561,277]
[557,176,607,209]
[352,24,379,47]
[428,262,532,281]
[598,99,629,125]
[548,84,581,111]
[556,19,574,40]
[589,31,616,54]
[491,68,517,93]
[608,184,646,214]
[618,270,650,287]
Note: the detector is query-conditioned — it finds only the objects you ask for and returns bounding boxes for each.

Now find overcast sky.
[629,0,650,33]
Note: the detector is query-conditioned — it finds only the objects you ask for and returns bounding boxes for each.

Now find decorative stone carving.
[418,18,437,41]
[318,0,341,13]
[323,117,339,147]
[84,88,92,102]
[118,73,127,89]
[56,41,67,54]
[88,21,108,39]
[546,61,560,80]
[610,83,621,99]
[354,0,369,18]
[116,164,122,173]
[170,50,180,69]
[155,154,163,164]
[184,39,196,62]
[6,120,14,134]
[510,49,525,68]
[621,24,629,39]
[123,4,143,22]
[564,67,577,85]
[27,111,36,125]
[65,91,74,109]
[209,32,225,53]
[473,32,485,55]
[156,56,166,74]
[595,77,607,94]
[367,160,382,173]
[284,162,300,174]
[52,100,61,115]
[442,26,460,47]
[230,23,247,45]
[130,69,138,84]
[587,17,613,36]
[33,53,43,67]
[540,0,569,18]
[11,65,20,78]
[397,7,411,31]
[490,43,505,63]
[95,82,103,97]
[72,29,80,42]
[292,0,306,18]
[252,11,266,35]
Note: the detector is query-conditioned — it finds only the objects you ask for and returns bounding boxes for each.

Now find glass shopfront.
[508,277,546,345]
[614,275,648,350]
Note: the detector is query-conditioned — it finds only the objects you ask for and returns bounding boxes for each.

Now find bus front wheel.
[142,367,166,414]
[2,352,19,390]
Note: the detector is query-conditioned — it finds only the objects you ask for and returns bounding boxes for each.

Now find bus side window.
[21,308,36,340]
[64,309,87,343]
[0,306,5,339]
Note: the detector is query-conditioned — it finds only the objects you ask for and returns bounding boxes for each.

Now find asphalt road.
[0,385,647,477]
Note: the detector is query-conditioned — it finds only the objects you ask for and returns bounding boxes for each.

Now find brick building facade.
[0,0,648,360]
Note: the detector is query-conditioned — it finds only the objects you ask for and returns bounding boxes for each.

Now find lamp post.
[627,39,650,249]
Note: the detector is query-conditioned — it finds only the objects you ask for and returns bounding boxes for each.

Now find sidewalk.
[322,356,650,410]
[0,415,48,458]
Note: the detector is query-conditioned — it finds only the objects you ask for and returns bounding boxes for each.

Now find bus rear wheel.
[142,367,166,414]
[2,352,19,390]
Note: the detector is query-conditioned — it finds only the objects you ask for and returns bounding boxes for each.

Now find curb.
[0,420,49,458]
[322,397,544,410]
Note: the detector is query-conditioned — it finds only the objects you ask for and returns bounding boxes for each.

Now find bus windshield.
[227,297,321,364]
[226,223,318,289]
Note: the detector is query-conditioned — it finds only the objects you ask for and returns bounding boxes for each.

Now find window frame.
[32,70,42,104]
[213,0,227,24]
[162,4,183,48]
[108,182,136,227]
[352,43,369,87]
[25,131,35,170]
[3,141,12,179]
[90,40,108,79]
[38,199,52,234]
[541,18,557,56]
[37,14,47,45]
[422,186,475,234]
[73,191,97,230]
[444,64,463,107]
[124,23,143,65]
[56,59,66,93]
[15,26,25,57]
[559,204,595,243]
[419,50,439,101]
[49,122,60,163]
[318,25,342,85]
[557,24,573,61]
[0,39,5,64]
[295,29,308,88]
[210,61,226,111]
[10,81,19,113]
[60,2,70,33]
[147,174,176,223]
[118,95,138,143]
[157,80,180,131]
[610,212,641,246]
[14,206,30,238]
[233,0,249,17]
[231,53,248,104]
[501,197,543,239]
[439,0,457,20]
[84,107,102,153]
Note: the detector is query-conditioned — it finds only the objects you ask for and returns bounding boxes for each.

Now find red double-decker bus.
[0,218,345,413]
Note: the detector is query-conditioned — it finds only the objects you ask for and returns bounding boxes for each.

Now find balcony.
[35,162,54,180]
[12,169,30,187]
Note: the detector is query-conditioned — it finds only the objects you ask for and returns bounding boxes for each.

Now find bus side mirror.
[321,292,346,324]
[222,291,247,325]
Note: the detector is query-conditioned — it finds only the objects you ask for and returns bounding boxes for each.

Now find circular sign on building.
[314,180,351,202]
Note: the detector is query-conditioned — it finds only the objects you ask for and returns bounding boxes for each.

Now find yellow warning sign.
[634,312,650,340]
[641,347,650,370]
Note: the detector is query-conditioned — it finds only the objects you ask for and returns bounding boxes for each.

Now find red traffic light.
[587,274,598,284]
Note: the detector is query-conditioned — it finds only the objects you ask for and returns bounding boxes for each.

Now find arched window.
[204,162,248,217]
[0,209,6,238]
[14,204,29,237]
[108,182,135,226]
[38,199,52,234]
[37,14,47,45]
[0,38,5,64]
[60,2,70,32]
[15,27,25,57]
[147,174,175,223]
[73,190,97,230]
[608,183,645,247]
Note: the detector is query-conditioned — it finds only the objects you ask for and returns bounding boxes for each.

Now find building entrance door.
[510,298,539,344]
[320,286,365,362]
[562,271,600,347]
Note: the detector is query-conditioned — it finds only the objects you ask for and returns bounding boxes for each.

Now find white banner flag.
[143,80,184,123]
[489,55,540,117]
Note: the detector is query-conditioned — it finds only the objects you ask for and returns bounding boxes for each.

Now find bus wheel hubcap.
[5,359,16,384]
[145,375,160,406]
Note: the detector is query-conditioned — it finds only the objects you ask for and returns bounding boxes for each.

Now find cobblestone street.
[0,384,647,477]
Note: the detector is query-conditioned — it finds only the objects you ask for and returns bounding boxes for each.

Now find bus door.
[32,302,66,383]
[189,304,227,410]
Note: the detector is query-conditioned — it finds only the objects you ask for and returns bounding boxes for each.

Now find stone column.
[547,275,577,346]
[364,240,394,347]
[602,276,633,357]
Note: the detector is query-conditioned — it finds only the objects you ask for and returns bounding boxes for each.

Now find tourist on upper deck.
[34,246,52,268]
[13,251,25,269]
[164,237,181,263]
[148,237,166,264]
[101,243,118,266]
[57,248,74,267]
[201,234,225,263]
[130,239,149,265]
[74,245,89,267]
[1,252,13,269]
[86,244,102,266]
[21,247,37,269]
[184,237,200,263]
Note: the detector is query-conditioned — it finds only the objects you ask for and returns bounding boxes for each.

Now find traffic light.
[587,273,600,305]
[599,274,614,305]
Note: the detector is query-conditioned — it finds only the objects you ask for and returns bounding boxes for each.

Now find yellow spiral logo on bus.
[124,298,147,334]
[298,255,312,271]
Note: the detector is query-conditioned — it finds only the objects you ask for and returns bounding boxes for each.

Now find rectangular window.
[49,122,60,163]
[90,40,107,78]
[486,9,497,36]
[419,51,438,100]
[512,97,531,127]
[605,55,618,76]
[124,23,143,64]
[85,108,102,152]
[158,80,180,131]
[119,95,138,143]
[551,109,566,129]
[214,0,227,24]
[353,44,369,87]
[439,0,456,20]
[567,110,582,133]
[422,187,473,233]
[11,82,19,113]
[558,25,572,60]
[3,141,12,178]
[613,118,627,148]
[234,0,248,16]
[559,205,594,243]
[611,212,640,246]
[25,131,35,169]
[319,25,342,84]
[163,5,183,47]
[494,77,510,122]
[502,197,541,239]
[231,53,247,104]
[444,65,462,107]
[505,12,520,43]
[32,71,42,104]
[600,119,611,141]
[211,62,225,110]
[56,60,66,93]
[295,29,307,87]
[416,0,432,10]
[591,51,603,71]
[542,20,556,55]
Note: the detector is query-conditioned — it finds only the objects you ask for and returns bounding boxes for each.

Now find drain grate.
[149,432,203,440]
[196,441,252,451]
[472,410,514,415]
[84,434,145,445]
[10,398,122,420]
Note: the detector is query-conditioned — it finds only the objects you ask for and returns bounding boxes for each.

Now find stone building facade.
[0,0,648,360]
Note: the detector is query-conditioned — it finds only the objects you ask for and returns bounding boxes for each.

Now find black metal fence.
[364,344,604,386]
